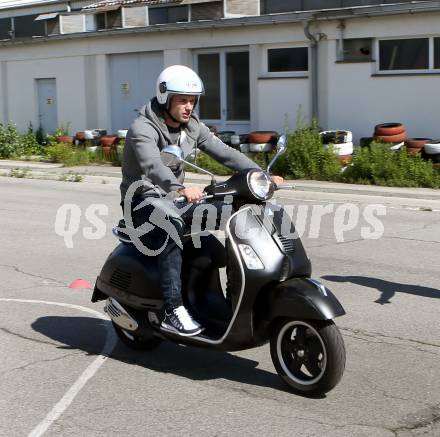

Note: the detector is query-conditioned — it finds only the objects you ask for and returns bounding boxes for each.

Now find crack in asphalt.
[213,378,439,437]
[357,374,415,404]
[340,326,440,352]
[342,331,440,357]
[305,423,396,437]
[306,238,367,249]
[404,217,440,233]
[391,403,440,436]
[382,235,440,244]
[0,264,65,286]
[1,352,81,375]
[0,326,59,347]
[2,284,66,295]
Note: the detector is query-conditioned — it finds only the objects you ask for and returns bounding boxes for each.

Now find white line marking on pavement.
[0,298,116,437]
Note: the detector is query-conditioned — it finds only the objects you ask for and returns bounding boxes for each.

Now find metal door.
[36,78,58,135]
[195,49,250,134]
[110,52,163,132]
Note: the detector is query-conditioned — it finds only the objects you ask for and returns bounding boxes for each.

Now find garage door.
[110,51,163,132]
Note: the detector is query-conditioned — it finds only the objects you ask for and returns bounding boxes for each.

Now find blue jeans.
[123,196,225,310]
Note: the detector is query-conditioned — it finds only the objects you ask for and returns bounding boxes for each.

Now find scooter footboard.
[267,278,345,321]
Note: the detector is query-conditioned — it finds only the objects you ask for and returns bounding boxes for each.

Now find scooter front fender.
[267,278,345,321]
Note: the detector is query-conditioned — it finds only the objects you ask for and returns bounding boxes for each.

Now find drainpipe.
[337,19,346,61]
[304,19,318,123]
[304,19,326,124]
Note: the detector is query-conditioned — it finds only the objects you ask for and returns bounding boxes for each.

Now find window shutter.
[123,6,147,28]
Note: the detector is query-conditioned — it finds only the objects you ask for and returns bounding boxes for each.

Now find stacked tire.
[404,138,431,156]
[247,131,278,153]
[373,123,406,150]
[423,140,440,163]
[73,131,85,146]
[320,130,353,165]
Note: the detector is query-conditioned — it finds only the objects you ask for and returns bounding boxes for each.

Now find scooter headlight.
[247,170,274,201]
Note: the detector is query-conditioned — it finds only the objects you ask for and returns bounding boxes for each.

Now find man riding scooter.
[120,65,284,337]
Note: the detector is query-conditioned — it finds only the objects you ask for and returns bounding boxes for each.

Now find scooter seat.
[114,219,226,271]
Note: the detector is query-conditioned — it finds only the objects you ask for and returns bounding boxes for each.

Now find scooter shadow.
[31,315,318,397]
[322,275,440,305]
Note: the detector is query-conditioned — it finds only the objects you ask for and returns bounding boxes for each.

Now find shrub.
[45,143,75,163]
[273,122,341,181]
[0,123,21,158]
[16,124,44,156]
[0,123,44,158]
[343,142,440,188]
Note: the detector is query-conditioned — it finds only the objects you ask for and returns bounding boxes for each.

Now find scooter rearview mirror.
[276,135,288,154]
[267,134,288,173]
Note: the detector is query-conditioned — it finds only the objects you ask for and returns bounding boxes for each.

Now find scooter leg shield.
[267,278,345,321]
[91,284,108,302]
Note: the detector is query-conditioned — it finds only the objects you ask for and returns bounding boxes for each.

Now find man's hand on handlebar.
[271,175,284,186]
[178,186,204,203]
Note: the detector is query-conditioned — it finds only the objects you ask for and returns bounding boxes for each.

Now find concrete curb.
[1,160,440,200]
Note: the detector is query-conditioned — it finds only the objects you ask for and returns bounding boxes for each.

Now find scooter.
[92,136,346,395]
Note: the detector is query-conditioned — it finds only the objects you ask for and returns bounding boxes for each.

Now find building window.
[267,47,308,72]
[15,15,45,38]
[148,5,188,25]
[260,0,303,14]
[379,38,429,71]
[46,17,60,35]
[435,38,440,69]
[261,1,419,14]
[0,18,12,39]
[198,53,221,119]
[340,38,373,62]
[107,9,122,28]
[96,13,106,30]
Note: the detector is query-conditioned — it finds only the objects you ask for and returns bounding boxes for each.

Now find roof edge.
[1,1,440,47]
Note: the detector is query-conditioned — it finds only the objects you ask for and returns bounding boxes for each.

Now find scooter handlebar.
[173,193,213,204]
[275,184,295,190]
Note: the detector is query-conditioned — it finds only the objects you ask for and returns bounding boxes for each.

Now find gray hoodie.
[120,98,260,201]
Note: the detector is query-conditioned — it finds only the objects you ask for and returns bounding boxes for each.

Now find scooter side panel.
[96,243,163,305]
[266,278,346,321]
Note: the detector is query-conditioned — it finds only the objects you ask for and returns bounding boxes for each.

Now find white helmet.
[156,65,204,108]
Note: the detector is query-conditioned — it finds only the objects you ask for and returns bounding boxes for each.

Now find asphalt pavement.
[0,168,439,436]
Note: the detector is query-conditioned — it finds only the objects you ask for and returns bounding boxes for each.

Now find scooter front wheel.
[270,319,345,395]
[112,321,162,351]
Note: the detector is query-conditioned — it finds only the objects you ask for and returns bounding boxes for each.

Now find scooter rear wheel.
[270,319,345,395]
[112,321,162,351]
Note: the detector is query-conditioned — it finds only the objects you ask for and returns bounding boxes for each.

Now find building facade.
[0,0,439,142]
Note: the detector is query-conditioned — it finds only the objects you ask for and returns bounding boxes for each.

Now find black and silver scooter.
[92,136,346,395]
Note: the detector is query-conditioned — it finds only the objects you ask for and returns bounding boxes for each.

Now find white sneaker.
[161,306,203,336]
